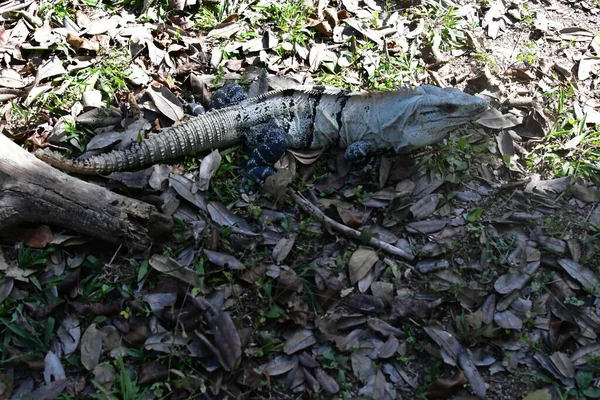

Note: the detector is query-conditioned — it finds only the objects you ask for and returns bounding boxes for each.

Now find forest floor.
[1,0,600,399]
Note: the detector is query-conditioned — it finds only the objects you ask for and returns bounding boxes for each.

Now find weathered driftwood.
[0,135,171,249]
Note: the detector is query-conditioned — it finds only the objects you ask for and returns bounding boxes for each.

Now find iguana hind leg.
[244,122,287,182]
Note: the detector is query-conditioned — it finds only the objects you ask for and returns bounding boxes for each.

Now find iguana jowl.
[36,85,488,180]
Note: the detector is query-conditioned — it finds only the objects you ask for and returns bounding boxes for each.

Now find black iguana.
[35,84,488,180]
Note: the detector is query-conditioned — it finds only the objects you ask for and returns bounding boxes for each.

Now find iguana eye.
[440,103,459,113]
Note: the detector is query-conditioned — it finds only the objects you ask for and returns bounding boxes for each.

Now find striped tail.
[35,108,244,175]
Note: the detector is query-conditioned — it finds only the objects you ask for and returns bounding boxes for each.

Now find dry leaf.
[204,249,245,270]
[146,85,184,122]
[81,324,104,371]
[348,247,379,284]
[476,108,520,129]
[272,234,296,263]
[210,312,242,371]
[283,329,316,354]
[149,254,202,287]
[198,150,222,191]
[0,69,25,88]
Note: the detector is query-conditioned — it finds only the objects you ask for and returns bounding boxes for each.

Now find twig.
[289,189,415,261]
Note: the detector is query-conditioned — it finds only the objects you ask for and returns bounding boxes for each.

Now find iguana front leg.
[344,140,377,163]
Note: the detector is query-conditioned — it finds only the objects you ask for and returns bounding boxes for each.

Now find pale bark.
[0,135,172,248]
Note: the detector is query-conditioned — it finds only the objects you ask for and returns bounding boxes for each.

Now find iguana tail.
[35,108,246,175]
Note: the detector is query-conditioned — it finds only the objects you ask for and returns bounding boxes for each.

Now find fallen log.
[0,134,172,249]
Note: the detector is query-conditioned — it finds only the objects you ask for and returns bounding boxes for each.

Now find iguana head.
[390,85,488,152]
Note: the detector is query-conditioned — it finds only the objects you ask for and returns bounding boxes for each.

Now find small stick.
[289,190,415,261]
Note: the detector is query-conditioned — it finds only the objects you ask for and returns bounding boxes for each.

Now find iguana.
[35,84,488,180]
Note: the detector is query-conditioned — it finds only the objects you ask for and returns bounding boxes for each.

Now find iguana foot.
[344,140,376,164]
[210,82,248,110]
[246,141,286,182]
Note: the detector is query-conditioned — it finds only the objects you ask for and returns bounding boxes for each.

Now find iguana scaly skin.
[35,85,488,177]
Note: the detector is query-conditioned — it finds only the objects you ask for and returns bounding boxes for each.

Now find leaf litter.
[0,0,599,399]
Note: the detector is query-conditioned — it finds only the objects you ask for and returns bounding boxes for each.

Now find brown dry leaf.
[390,297,441,321]
[570,184,600,203]
[496,130,515,157]
[207,201,254,234]
[314,267,343,310]
[210,312,242,371]
[343,18,383,45]
[17,225,53,248]
[367,318,405,338]
[550,352,575,379]
[81,323,104,371]
[358,370,396,400]
[571,343,600,367]
[308,43,328,72]
[560,26,594,41]
[143,292,177,312]
[44,351,66,384]
[522,389,553,400]
[0,278,14,306]
[66,32,99,51]
[264,169,293,205]
[239,265,267,285]
[557,259,599,292]
[494,262,540,294]
[425,371,467,398]
[348,294,385,314]
[424,327,461,366]
[351,354,375,382]
[85,16,118,35]
[275,269,302,298]
[146,85,184,122]
[458,349,486,398]
[93,363,115,387]
[2,20,29,63]
[169,174,206,210]
[204,249,245,270]
[36,56,68,82]
[0,68,25,88]
[409,194,441,220]
[149,254,202,287]
[57,316,80,355]
[138,362,169,385]
[288,148,324,165]
[482,1,506,39]
[337,207,363,229]
[370,281,393,306]
[82,89,103,108]
[272,234,296,263]
[315,368,339,394]
[283,329,316,354]
[348,247,379,285]
[107,168,153,190]
[263,355,298,376]
[406,219,447,234]
[494,310,523,329]
[476,108,520,129]
[0,370,13,400]
[198,150,221,191]
[32,20,59,47]
[377,336,399,358]
[577,56,600,81]
[207,22,242,39]
[76,107,122,126]
[28,380,68,399]
[85,127,141,151]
